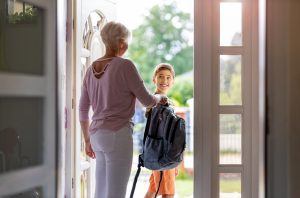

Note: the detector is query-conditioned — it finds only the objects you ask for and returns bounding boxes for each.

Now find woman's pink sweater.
[79,57,156,133]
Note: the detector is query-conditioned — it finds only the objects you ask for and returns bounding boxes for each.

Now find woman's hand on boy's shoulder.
[154,94,168,105]
[160,95,168,105]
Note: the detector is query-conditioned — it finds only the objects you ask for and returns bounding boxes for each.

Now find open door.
[66,1,116,197]
[0,0,57,197]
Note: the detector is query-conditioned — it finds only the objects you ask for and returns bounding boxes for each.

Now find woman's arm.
[80,120,95,159]
[79,71,95,158]
[123,60,167,107]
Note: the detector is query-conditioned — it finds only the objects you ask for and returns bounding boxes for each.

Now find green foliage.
[220,149,240,155]
[176,169,192,180]
[219,57,242,105]
[175,178,193,197]
[133,122,145,133]
[168,74,193,106]
[220,114,241,134]
[220,178,241,193]
[127,1,193,88]
[8,7,38,24]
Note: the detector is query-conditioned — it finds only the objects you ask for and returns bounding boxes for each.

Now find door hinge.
[65,107,68,129]
[72,178,74,189]
[72,98,74,109]
[66,19,75,42]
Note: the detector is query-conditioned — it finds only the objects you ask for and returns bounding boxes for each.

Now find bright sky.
[116,0,194,31]
[115,0,241,46]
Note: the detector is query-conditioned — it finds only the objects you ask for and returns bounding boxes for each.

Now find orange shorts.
[147,168,176,195]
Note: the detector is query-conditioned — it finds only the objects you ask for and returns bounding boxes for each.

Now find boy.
[144,63,178,198]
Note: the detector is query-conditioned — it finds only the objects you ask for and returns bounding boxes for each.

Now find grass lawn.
[220,179,241,193]
[175,179,193,198]
[175,177,241,197]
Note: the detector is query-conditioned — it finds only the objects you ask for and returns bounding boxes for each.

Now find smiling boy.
[144,63,178,198]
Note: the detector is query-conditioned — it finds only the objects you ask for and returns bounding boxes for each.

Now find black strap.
[143,108,152,145]
[154,171,163,198]
[130,107,153,198]
[129,163,142,198]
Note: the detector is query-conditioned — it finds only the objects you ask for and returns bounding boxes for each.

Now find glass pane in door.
[219,173,241,198]
[3,186,43,198]
[220,2,242,46]
[0,0,44,75]
[0,97,44,174]
[219,114,242,164]
[220,55,242,105]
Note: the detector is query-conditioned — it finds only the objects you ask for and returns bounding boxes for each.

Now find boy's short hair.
[153,63,175,78]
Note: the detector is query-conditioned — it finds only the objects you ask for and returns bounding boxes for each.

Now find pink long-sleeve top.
[79,57,156,133]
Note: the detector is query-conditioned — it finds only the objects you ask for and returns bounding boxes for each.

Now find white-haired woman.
[79,21,167,198]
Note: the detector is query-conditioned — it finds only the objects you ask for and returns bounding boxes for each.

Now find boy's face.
[153,69,174,94]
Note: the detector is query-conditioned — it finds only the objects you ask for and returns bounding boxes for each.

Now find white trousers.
[90,126,133,198]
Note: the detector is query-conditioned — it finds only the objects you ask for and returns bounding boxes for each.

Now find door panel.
[194,0,265,197]
[0,0,56,197]
[72,1,116,197]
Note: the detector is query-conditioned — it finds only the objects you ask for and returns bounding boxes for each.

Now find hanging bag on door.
[130,103,186,198]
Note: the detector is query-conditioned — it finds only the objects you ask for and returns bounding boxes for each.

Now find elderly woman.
[79,21,166,198]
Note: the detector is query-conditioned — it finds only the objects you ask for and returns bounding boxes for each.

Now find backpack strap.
[154,171,163,198]
[130,108,154,198]
[129,160,143,198]
[143,108,152,145]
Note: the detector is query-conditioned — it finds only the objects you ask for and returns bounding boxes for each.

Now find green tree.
[220,57,242,105]
[168,72,193,106]
[127,2,193,89]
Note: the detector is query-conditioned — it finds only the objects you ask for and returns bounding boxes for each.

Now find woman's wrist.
[154,94,161,103]
[155,94,168,105]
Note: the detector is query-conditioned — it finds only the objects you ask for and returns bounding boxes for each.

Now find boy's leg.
[162,195,174,198]
[144,191,156,198]
[145,172,158,198]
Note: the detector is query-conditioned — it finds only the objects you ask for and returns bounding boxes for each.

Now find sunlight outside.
[116,1,194,197]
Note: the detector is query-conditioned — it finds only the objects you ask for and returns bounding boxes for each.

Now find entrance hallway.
[0,0,300,198]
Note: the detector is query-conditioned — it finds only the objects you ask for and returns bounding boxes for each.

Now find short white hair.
[100,21,130,51]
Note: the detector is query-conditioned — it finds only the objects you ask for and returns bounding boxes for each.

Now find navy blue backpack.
[130,104,186,198]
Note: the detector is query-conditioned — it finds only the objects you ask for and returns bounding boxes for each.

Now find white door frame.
[57,0,67,197]
[193,0,266,197]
